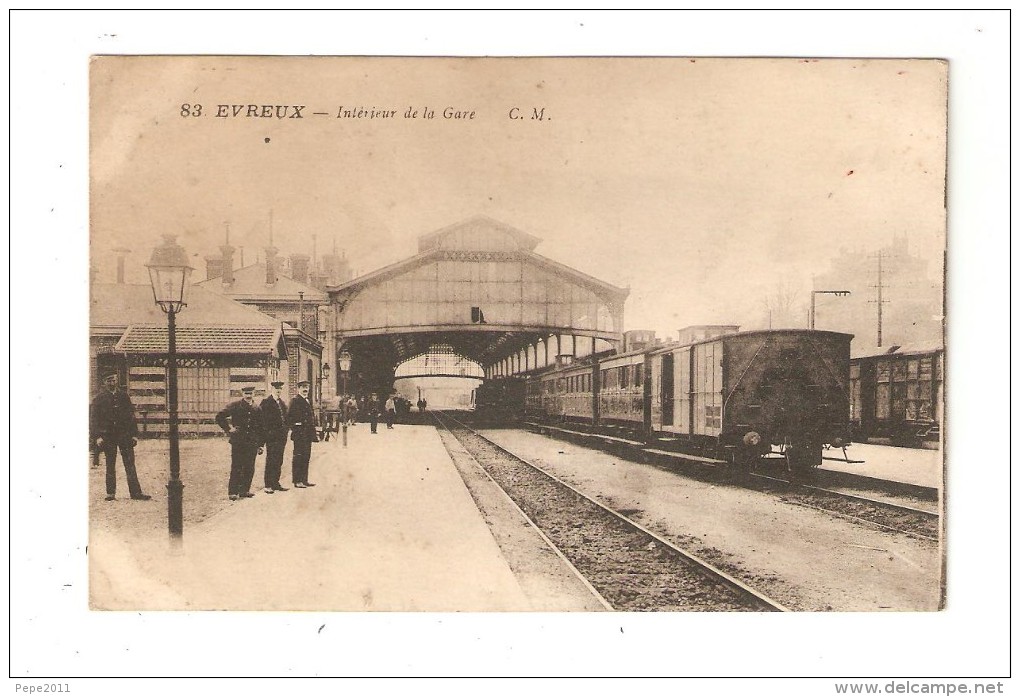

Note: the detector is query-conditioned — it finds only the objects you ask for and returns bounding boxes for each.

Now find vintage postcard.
[88,55,947,615]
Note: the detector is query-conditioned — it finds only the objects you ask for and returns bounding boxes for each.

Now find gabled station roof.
[328,215,628,302]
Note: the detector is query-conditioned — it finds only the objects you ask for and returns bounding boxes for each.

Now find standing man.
[342,394,359,426]
[288,380,318,488]
[384,393,397,429]
[216,385,265,501]
[90,372,152,501]
[367,393,382,434]
[260,380,289,494]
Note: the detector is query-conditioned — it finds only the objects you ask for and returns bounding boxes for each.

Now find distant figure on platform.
[342,395,359,426]
[216,385,265,501]
[367,393,382,434]
[90,372,151,501]
[288,380,318,488]
[384,394,397,429]
[260,381,289,493]
[417,397,426,414]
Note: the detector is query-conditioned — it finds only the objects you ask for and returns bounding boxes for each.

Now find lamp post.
[337,350,352,447]
[337,349,352,396]
[146,235,193,545]
[810,289,851,330]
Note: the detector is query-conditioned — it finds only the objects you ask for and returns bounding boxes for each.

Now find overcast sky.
[91,56,946,341]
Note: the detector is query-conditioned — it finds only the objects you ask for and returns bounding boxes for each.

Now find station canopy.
[327,216,629,385]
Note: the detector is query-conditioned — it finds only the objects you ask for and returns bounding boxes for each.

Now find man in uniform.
[287,380,318,488]
[259,380,289,494]
[367,393,382,434]
[216,385,265,501]
[90,372,152,501]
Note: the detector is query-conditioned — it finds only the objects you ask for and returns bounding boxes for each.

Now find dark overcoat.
[287,394,318,443]
[90,389,139,445]
[259,395,289,443]
[216,399,265,448]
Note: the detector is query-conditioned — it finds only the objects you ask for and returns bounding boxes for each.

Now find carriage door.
[661,352,674,426]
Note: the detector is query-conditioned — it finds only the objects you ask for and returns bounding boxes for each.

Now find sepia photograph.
[10,9,1011,687]
[88,54,947,614]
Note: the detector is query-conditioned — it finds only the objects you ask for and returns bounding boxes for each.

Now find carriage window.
[907,359,920,381]
[705,405,721,429]
[876,361,891,383]
[892,362,907,382]
[635,367,643,388]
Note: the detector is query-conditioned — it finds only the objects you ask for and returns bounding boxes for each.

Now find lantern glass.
[146,235,194,313]
[337,350,352,372]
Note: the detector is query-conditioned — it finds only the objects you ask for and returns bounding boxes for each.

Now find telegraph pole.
[869,250,890,347]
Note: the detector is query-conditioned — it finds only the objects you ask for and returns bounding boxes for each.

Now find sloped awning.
[115,324,287,359]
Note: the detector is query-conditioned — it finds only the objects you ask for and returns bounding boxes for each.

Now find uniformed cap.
[103,372,119,383]
[297,380,311,387]
[240,386,256,394]
[270,381,284,388]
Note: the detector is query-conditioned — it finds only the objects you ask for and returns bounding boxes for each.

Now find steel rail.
[440,411,789,612]
[432,411,615,611]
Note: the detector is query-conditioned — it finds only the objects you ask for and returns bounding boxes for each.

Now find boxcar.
[850,344,943,447]
[648,329,853,470]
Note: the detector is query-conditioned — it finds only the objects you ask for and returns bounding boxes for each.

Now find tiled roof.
[116,324,285,356]
[198,264,327,301]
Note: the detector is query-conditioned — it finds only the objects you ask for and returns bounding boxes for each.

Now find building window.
[179,366,231,414]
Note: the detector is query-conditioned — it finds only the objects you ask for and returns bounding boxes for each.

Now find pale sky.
[91,56,946,342]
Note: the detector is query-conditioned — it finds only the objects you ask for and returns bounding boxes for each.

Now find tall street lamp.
[146,235,193,545]
[810,289,851,330]
[337,350,352,447]
[337,349,352,396]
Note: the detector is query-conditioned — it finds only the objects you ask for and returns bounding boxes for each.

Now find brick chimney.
[290,253,310,284]
[220,223,235,285]
[113,247,131,284]
[266,246,279,285]
[205,254,224,280]
[220,243,235,285]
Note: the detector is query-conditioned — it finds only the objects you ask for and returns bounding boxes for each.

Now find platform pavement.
[90,423,536,611]
[818,442,943,489]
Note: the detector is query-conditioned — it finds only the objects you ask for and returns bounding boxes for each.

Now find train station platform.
[818,442,943,490]
[91,424,539,612]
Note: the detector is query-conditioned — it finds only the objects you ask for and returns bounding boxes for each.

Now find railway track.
[466,415,941,544]
[746,472,940,543]
[432,411,787,612]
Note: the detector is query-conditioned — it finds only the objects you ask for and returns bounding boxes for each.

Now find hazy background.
[90,56,946,340]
